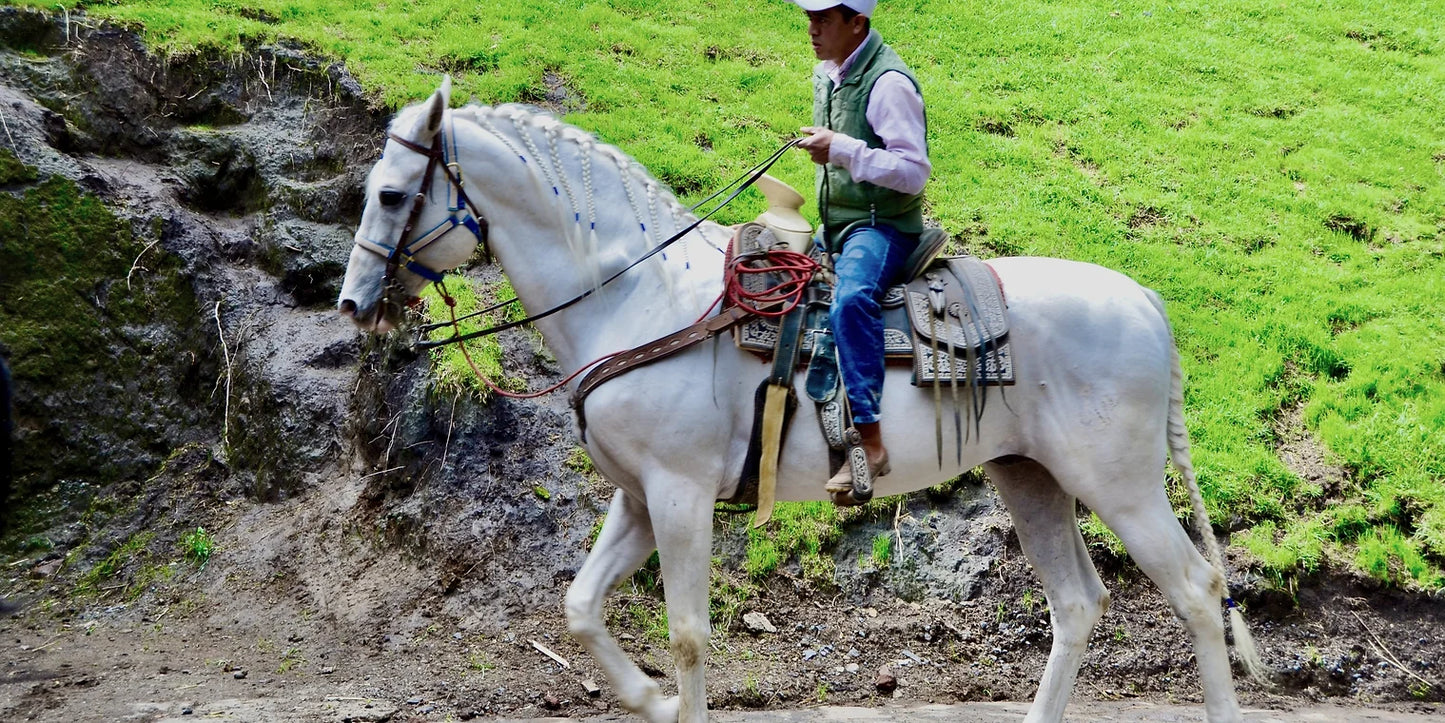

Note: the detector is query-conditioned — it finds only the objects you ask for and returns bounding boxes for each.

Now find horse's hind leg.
[565,490,677,722]
[1074,472,1243,723]
[986,459,1111,723]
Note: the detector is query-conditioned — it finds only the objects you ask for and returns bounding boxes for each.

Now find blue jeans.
[828,225,918,425]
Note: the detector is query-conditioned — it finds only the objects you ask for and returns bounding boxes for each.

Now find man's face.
[807,8,866,63]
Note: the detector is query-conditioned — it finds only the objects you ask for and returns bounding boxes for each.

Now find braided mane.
[465,104,723,302]
[456,104,696,220]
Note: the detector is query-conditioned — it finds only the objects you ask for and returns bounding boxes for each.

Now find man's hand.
[797,126,835,165]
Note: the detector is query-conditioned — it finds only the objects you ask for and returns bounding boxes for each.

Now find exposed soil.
[1,8,1443,723]
[4,511,1443,722]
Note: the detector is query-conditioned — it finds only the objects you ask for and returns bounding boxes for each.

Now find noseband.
[353,120,491,324]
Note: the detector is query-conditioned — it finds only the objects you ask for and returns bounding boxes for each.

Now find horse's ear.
[415,75,452,144]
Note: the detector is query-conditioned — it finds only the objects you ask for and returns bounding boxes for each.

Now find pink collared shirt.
[820,31,931,196]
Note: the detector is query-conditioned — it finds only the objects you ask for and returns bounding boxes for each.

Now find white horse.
[337,79,1264,723]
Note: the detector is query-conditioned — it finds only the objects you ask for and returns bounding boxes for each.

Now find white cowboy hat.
[790,0,877,17]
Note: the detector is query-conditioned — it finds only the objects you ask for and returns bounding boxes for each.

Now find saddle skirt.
[731,223,1015,386]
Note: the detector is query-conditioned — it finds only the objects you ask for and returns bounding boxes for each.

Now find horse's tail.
[1145,288,1269,684]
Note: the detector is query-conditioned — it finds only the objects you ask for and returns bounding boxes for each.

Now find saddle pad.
[905,257,1008,351]
[736,306,916,359]
[913,336,1014,385]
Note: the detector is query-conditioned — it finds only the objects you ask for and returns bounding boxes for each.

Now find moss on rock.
[0,169,211,527]
[0,148,37,185]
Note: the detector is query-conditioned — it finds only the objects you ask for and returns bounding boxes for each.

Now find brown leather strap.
[571,306,752,422]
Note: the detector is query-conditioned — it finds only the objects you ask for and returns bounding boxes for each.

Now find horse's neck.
[457,108,730,373]
[523,226,732,375]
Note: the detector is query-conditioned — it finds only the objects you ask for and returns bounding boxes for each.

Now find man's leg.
[827,225,915,489]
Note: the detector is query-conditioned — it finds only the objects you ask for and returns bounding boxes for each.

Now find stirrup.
[826,427,883,503]
[847,443,878,503]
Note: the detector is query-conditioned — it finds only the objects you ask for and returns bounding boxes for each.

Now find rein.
[372,118,815,401]
[414,137,802,349]
[569,244,819,423]
[434,284,626,400]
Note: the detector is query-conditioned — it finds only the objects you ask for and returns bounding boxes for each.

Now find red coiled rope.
[722,248,821,318]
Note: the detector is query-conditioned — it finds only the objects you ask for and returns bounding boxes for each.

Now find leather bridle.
[352,116,807,403]
[352,122,491,327]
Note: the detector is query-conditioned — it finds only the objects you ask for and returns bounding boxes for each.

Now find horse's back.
[988,256,1171,353]
[988,256,1160,315]
[983,255,1175,456]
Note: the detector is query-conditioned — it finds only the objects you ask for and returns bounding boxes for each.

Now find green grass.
[466,650,497,674]
[11,0,1444,587]
[743,501,840,582]
[709,564,753,634]
[871,531,893,569]
[565,446,598,476]
[276,646,305,674]
[617,595,670,644]
[0,147,38,183]
[419,277,519,398]
[180,527,215,567]
[74,531,154,596]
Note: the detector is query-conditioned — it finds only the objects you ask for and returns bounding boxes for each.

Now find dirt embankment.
[0,8,1441,723]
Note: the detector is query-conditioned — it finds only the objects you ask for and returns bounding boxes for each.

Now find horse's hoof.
[641,694,680,723]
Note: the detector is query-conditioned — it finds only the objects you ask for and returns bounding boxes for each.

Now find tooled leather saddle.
[724,221,1013,507]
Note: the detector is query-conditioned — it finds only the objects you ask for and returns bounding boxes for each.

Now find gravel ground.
[501,700,1442,722]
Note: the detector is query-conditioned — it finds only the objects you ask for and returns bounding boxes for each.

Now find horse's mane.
[392,98,717,302]
[444,103,696,223]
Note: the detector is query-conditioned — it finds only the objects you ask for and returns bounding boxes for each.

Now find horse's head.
[338,77,485,332]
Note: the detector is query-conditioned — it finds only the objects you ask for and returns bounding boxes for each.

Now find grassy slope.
[28,0,1444,587]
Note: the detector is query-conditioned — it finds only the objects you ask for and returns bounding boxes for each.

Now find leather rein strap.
[568,245,822,435]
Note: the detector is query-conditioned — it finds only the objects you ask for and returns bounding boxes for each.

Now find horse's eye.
[378,190,407,207]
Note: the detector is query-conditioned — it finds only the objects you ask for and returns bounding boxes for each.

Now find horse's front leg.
[648,477,716,723]
[565,490,678,722]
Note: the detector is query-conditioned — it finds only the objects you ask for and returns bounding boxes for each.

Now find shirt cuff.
[827,133,865,171]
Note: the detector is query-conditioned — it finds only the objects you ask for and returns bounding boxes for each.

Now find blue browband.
[354,115,488,284]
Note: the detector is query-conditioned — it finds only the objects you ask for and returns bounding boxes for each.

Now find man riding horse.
[792,0,932,497]
[338,9,1266,712]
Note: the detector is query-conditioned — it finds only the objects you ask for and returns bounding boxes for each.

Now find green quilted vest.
[813,31,926,251]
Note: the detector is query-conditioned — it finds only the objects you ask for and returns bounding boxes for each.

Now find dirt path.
[520,702,1444,722]
[16,696,1444,722]
[4,616,1440,723]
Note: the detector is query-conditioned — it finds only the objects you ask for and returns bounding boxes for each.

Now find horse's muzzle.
[337,297,407,334]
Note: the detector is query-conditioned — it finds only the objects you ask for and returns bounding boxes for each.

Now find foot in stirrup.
[825,450,889,494]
